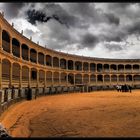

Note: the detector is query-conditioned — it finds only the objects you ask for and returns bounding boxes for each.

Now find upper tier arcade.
[0,12,140,91]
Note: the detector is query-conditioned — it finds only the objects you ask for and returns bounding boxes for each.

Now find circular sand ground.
[0,90,140,137]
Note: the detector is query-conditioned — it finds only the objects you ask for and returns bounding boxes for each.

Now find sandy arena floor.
[1,90,140,137]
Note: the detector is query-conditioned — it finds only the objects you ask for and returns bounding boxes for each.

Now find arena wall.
[0,12,140,114]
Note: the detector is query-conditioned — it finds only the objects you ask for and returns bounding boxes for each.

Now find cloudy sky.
[1,3,140,59]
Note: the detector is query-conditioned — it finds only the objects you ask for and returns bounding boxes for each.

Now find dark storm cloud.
[101,34,123,42]
[105,43,123,51]
[81,33,99,48]
[126,20,140,35]
[104,13,120,26]
[2,3,140,58]
[2,3,26,19]
[26,9,69,28]
[42,3,87,29]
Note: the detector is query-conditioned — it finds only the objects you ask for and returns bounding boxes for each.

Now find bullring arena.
[0,12,140,137]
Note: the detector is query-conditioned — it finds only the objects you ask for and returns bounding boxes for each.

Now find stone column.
[20,43,22,59]
[73,61,75,71]
[66,60,68,70]
[29,68,31,87]
[28,48,30,61]
[44,71,46,87]
[74,74,75,85]
[89,74,90,84]
[59,72,61,85]
[95,74,97,85]
[103,74,104,84]
[10,37,12,54]
[59,58,60,69]
[10,63,12,87]
[0,59,2,90]
[37,69,39,88]
[124,74,126,84]
[51,57,53,67]
[109,75,111,86]
[88,63,90,72]
[117,74,119,84]
[19,66,22,88]
[82,74,83,84]
[0,27,2,50]
[44,55,46,66]
[52,72,54,85]
[82,62,83,71]
[66,73,68,86]
[36,52,38,64]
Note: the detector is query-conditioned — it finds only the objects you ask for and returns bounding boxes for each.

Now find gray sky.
[1,3,140,59]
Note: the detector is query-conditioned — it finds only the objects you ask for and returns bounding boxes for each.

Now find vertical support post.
[59,72,61,85]
[73,61,75,71]
[74,74,75,85]
[66,60,68,70]
[28,48,30,61]
[19,66,22,88]
[0,59,2,90]
[59,58,60,69]
[44,71,46,88]
[52,72,54,85]
[0,27,2,50]
[89,74,90,84]
[82,74,83,84]
[37,69,39,88]
[44,55,46,66]
[10,37,12,54]
[20,44,22,59]
[36,52,38,64]
[10,63,12,87]
[103,74,104,84]
[51,57,53,67]
[66,73,68,86]
[29,68,31,87]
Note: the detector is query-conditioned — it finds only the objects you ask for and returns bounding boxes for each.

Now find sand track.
[0,90,140,137]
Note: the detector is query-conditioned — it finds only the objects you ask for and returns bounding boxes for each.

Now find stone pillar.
[66,60,68,70]
[74,74,75,85]
[10,63,12,87]
[10,37,12,54]
[19,66,22,88]
[103,74,104,84]
[37,52,38,64]
[52,72,54,85]
[20,43,22,59]
[0,59,2,90]
[124,74,126,84]
[28,48,30,61]
[95,75,97,85]
[66,73,68,86]
[59,58,60,69]
[110,75,112,85]
[0,27,2,50]
[89,74,91,84]
[44,55,46,66]
[73,61,75,71]
[88,63,90,72]
[44,71,46,88]
[29,68,31,87]
[59,72,61,85]
[82,74,83,84]
[37,69,39,88]
[117,74,119,84]
[95,63,97,73]
[52,57,53,67]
